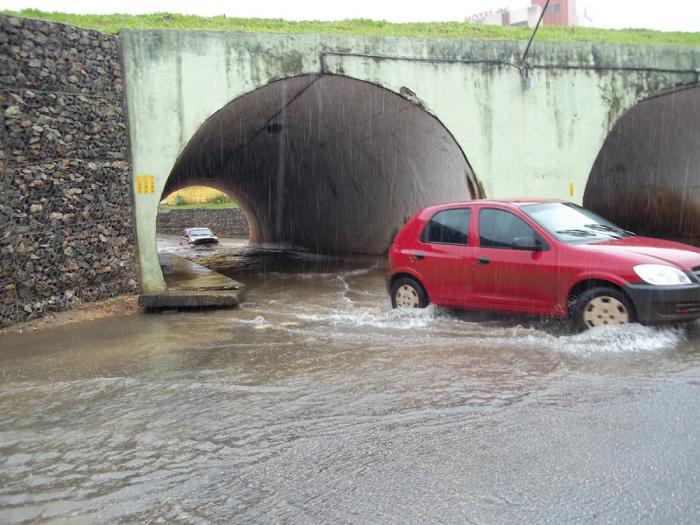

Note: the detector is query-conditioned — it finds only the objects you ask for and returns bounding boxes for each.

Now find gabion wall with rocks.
[157,208,250,238]
[1,15,137,326]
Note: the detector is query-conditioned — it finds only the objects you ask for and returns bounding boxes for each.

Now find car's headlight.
[633,264,691,286]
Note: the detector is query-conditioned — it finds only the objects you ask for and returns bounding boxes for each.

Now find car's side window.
[479,208,542,249]
[421,208,470,245]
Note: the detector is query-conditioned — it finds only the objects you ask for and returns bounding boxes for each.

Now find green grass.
[158,201,238,211]
[4,9,700,46]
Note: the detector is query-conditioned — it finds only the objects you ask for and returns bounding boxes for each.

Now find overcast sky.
[3,0,699,32]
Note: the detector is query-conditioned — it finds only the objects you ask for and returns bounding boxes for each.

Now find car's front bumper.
[191,238,219,245]
[624,283,700,324]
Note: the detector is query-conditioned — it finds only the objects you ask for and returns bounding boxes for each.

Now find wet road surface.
[1,248,700,523]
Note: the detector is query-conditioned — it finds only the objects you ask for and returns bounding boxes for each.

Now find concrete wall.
[121,30,700,292]
[157,208,249,237]
[0,16,137,326]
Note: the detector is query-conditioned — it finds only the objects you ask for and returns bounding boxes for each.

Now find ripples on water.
[1,256,699,523]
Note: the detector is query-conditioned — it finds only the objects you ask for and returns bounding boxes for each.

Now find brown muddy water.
[1,247,700,523]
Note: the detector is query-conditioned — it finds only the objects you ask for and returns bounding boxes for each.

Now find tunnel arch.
[584,84,700,246]
[162,74,481,255]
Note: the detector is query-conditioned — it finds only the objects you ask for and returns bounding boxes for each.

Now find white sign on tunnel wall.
[135,175,155,195]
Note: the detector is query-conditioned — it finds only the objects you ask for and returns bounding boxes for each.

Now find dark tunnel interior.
[163,74,479,254]
[584,85,700,246]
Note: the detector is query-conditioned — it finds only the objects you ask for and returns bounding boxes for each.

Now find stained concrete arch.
[163,74,480,255]
[122,30,700,291]
[584,85,700,246]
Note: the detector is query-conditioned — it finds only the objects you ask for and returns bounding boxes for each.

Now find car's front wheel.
[571,287,635,331]
[391,277,429,309]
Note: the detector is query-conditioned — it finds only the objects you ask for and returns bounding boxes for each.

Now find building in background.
[474,5,541,27]
[532,0,576,26]
[468,0,593,28]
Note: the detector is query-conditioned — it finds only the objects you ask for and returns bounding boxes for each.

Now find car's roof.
[423,198,564,212]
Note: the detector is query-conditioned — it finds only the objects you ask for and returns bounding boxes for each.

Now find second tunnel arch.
[162,73,482,255]
[584,84,700,246]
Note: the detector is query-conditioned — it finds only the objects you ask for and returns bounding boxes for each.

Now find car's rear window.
[479,208,542,249]
[189,228,213,236]
[420,208,470,245]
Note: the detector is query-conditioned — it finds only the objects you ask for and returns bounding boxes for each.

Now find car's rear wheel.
[572,287,635,331]
[391,277,429,309]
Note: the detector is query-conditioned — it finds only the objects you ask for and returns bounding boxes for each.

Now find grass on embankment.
[158,202,239,211]
[3,9,700,46]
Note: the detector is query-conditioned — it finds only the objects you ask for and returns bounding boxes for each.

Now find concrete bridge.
[120,30,700,292]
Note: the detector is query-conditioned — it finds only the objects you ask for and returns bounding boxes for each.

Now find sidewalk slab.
[138,253,245,309]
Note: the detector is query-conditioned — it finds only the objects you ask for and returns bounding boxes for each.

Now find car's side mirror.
[512,236,544,251]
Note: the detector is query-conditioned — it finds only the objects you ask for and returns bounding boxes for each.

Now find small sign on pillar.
[135,175,156,195]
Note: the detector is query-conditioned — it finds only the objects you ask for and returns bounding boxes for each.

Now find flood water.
[2,248,700,523]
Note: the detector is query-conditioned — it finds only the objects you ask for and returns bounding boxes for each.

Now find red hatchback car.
[388,200,700,330]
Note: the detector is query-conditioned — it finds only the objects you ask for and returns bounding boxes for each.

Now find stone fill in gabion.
[1,15,137,326]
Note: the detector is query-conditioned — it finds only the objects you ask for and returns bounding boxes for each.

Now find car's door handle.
[478,257,490,265]
[415,253,425,260]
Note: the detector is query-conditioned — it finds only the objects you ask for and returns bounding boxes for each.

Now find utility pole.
[521,0,551,66]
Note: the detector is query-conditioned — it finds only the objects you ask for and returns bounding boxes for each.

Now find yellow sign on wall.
[135,175,155,195]
[165,186,229,205]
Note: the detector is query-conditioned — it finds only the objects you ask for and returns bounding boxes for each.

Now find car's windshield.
[189,228,213,236]
[521,202,634,243]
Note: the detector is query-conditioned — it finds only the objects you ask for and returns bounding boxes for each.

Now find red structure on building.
[531,0,577,26]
